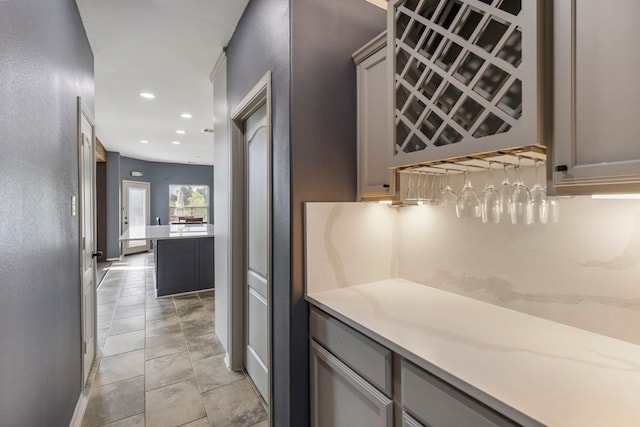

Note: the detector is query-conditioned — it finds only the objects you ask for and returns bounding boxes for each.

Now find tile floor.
[82,253,268,427]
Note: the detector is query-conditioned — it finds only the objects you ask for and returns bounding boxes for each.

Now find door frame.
[229,71,273,411]
[77,97,97,386]
[121,180,151,255]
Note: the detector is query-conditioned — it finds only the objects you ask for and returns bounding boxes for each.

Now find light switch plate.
[71,195,77,216]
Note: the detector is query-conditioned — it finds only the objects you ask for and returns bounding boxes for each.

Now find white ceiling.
[75,0,250,166]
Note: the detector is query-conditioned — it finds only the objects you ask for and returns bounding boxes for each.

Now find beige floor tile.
[175,301,205,319]
[173,295,201,310]
[201,298,214,313]
[121,287,146,297]
[146,316,182,338]
[99,292,120,304]
[98,313,114,330]
[201,380,267,427]
[110,315,145,335]
[250,421,269,427]
[98,328,110,349]
[97,302,118,316]
[104,413,144,426]
[180,417,209,427]
[198,290,214,299]
[193,354,244,393]
[181,317,215,339]
[146,351,195,391]
[95,349,145,387]
[114,303,145,320]
[146,332,187,360]
[186,333,224,362]
[145,379,206,427]
[103,330,145,357]
[82,376,145,426]
[117,294,146,307]
[146,304,177,321]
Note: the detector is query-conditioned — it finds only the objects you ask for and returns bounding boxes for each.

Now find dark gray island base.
[119,224,215,297]
[154,237,214,297]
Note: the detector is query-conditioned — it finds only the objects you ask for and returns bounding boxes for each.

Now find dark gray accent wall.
[289,1,385,423]
[0,0,94,425]
[106,151,121,259]
[226,0,292,423]
[104,154,213,258]
[227,0,384,424]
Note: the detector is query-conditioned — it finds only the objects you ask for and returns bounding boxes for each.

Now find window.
[169,185,209,223]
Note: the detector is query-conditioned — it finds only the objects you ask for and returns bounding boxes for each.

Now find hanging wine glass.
[510,157,532,225]
[456,166,481,219]
[405,170,418,201]
[530,160,548,224]
[437,169,457,207]
[481,162,501,223]
[499,163,513,216]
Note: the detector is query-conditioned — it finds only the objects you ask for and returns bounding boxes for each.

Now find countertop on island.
[307,279,640,427]
[119,224,214,241]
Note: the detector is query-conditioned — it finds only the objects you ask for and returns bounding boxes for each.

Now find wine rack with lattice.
[391,0,545,167]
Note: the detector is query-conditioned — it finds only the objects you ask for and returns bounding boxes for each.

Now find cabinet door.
[389,0,548,167]
[310,340,393,427]
[553,0,640,193]
[356,38,394,199]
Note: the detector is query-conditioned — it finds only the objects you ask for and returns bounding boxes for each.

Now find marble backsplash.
[305,198,640,345]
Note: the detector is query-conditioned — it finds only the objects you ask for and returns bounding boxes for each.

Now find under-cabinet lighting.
[180,113,192,119]
[139,92,155,99]
[176,130,186,134]
[139,139,149,144]
[591,194,640,200]
[172,141,181,145]
[378,200,393,205]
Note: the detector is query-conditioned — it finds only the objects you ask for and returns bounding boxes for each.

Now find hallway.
[82,253,267,426]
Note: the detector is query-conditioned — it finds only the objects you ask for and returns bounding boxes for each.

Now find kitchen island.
[119,224,214,297]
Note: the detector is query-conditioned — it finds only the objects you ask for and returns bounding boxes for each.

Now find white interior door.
[245,103,270,403]
[79,100,96,385]
[122,180,150,255]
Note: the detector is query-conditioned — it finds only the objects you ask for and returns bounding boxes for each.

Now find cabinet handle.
[383,184,390,188]
[555,165,568,172]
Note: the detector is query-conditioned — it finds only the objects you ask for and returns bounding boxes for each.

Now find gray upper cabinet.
[354,32,395,200]
[553,0,640,194]
[388,0,550,167]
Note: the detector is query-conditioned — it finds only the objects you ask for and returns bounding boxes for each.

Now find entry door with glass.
[122,180,150,255]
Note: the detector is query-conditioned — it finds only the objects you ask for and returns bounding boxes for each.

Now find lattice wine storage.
[388,0,548,167]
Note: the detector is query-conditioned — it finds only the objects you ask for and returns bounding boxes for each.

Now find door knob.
[92,250,104,259]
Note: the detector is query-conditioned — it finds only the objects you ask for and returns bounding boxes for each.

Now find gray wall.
[227,0,292,423]
[226,0,384,424]
[104,154,214,258]
[0,0,94,425]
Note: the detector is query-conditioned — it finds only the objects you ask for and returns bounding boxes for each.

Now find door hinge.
[83,341,87,355]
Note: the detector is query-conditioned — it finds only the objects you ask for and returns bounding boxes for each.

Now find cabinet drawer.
[401,360,518,427]
[310,308,392,396]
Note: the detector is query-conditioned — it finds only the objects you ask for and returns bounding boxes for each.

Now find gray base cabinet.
[310,306,533,427]
[155,237,214,297]
[310,341,393,427]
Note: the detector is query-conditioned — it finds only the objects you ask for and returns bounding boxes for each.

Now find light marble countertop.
[119,224,214,241]
[307,279,640,427]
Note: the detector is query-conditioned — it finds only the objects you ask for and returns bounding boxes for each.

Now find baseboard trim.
[69,390,89,427]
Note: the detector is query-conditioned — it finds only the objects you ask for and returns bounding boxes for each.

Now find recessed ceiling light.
[176,130,186,134]
[139,92,155,99]
[139,139,149,144]
[180,113,192,119]
[172,141,181,145]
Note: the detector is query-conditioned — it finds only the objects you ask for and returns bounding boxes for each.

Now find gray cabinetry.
[388,0,549,167]
[155,237,214,296]
[553,0,640,194]
[401,360,519,427]
[309,306,538,426]
[310,341,394,427]
[354,32,394,200]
